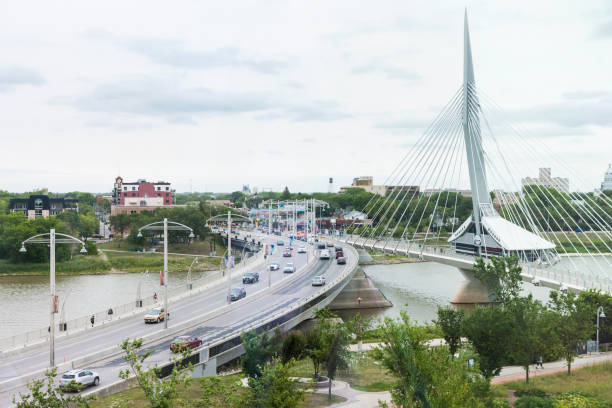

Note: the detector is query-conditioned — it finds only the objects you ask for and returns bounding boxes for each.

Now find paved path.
[314,380,391,408]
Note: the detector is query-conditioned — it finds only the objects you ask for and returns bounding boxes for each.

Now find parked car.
[242,272,259,284]
[144,307,168,324]
[277,240,284,246]
[59,369,100,390]
[320,250,331,260]
[336,251,344,259]
[283,250,292,257]
[230,287,246,301]
[337,256,346,265]
[312,276,326,286]
[170,335,202,352]
[283,263,295,273]
[269,262,280,271]
[297,246,307,253]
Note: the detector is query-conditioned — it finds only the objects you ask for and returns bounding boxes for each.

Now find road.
[1,230,349,405]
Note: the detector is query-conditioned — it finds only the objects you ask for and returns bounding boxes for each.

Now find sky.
[1,0,611,194]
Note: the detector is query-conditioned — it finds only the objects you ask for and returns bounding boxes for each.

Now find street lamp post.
[597,306,606,353]
[357,297,363,352]
[20,229,87,367]
[138,218,194,329]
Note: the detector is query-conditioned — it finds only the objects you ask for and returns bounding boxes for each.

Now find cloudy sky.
[1,0,611,194]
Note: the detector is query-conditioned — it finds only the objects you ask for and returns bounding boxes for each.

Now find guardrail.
[0,249,265,353]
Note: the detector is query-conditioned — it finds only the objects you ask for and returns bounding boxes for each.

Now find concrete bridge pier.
[451,268,493,307]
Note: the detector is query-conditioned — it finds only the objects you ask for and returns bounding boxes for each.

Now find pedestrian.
[536,356,543,369]
[153,292,158,303]
[90,315,95,327]
[107,307,114,320]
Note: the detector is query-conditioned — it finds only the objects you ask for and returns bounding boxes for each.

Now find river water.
[2,257,611,339]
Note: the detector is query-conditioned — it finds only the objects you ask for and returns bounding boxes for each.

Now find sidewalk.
[313,380,391,408]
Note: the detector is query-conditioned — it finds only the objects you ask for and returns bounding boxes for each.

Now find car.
[283,263,295,273]
[144,307,168,324]
[317,243,326,250]
[286,246,294,251]
[334,246,343,253]
[170,335,202,352]
[297,246,307,253]
[230,287,246,301]
[242,271,259,284]
[277,240,284,246]
[326,242,334,247]
[337,256,346,265]
[308,238,314,244]
[269,262,280,271]
[59,369,100,390]
[312,276,326,286]
[283,251,292,257]
[320,250,331,260]
[336,251,344,259]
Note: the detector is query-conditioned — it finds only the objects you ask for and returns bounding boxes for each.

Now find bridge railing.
[0,251,265,352]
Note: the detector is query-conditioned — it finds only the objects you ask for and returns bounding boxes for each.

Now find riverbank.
[361,251,424,265]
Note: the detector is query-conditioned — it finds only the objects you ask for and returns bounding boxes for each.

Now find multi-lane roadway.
[1,230,351,405]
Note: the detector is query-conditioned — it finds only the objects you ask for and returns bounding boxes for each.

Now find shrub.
[488,399,511,408]
[554,392,611,408]
[514,395,554,408]
[515,389,547,398]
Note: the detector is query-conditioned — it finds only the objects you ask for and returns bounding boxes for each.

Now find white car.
[312,276,326,286]
[283,263,295,273]
[59,369,100,389]
[319,250,331,260]
[297,246,307,253]
[269,262,280,271]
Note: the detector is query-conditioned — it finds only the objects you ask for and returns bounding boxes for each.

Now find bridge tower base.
[451,268,493,306]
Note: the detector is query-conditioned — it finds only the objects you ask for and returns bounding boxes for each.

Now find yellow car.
[144,307,168,324]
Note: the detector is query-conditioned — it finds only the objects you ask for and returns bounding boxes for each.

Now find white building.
[521,168,569,194]
[602,164,612,191]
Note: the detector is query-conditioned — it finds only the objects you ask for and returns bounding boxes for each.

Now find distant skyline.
[1,1,611,193]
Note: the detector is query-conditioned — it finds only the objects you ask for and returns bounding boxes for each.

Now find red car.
[283,251,292,257]
[335,251,344,259]
[170,335,202,352]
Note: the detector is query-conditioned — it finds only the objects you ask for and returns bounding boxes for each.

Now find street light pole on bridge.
[20,229,87,367]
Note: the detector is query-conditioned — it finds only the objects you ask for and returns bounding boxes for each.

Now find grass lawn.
[0,256,112,275]
[288,351,395,392]
[492,361,612,402]
[90,375,346,407]
[101,238,225,256]
[103,250,220,272]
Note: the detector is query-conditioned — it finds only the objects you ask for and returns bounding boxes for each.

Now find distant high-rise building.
[602,164,612,191]
[521,168,569,193]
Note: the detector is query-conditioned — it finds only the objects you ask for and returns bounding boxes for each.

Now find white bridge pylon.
[344,11,612,298]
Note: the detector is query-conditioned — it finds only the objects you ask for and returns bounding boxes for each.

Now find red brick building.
[112,177,175,206]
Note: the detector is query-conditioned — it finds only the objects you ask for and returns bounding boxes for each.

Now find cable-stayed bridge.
[342,11,612,303]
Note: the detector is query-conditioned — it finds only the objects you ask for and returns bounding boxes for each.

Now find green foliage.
[515,389,548,398]
[436,306,464,359]
[280,187,291,201]
[248,360,304,408]
[198,376,247,408]
[554,392,611,408]
[314,307,339,319]
[13,368,92,407]
[374,311,492,408]
[241,330,280,378]
[118,338,192,408]
[472,256,523,304]
[84,240,98,256]
[576,290,612,343]
[281,331,306,364]
[548,291,594,375]
[514,395,554,408]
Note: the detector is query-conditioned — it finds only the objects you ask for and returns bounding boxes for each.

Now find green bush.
[554,392,611,408]
[514,395,554,408]
[515,389,548,398]
[488,399,511,408]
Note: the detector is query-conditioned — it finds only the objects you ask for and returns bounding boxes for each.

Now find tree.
[462,304,514,378]
[199,376,248,408]
[304,324,326,378]
[323,322,351,401]
[436,306,464,359]
[13,369,92,407]
[241,330,280,378]
[280,187,291,201]
[109,213,130,238]
[248,360,304,408]
[548,291,593,375]
[471,255,523,304]
[281,331,306,364]
[118,338,192,408]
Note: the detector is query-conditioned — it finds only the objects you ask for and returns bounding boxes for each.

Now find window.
[132,193,136,197]
[165,199,169,204]
[157,187,161,191]
[132,187,136,191]
[124,187,127,191]
[157,193,161,197]
[165,187,169,191]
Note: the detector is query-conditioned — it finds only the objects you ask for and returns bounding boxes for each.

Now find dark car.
[334,246,343,252]
[230,287,246,301]
[242,272,259,284]
[277,240,284,246]
[317,243,326,250]
[337,257,346,265]
[335,251,344,259]
[170,335,202,352]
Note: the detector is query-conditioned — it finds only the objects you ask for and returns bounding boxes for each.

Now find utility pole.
[163,218,168,329]
[49,229,56,367]
[226,211,232,304]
